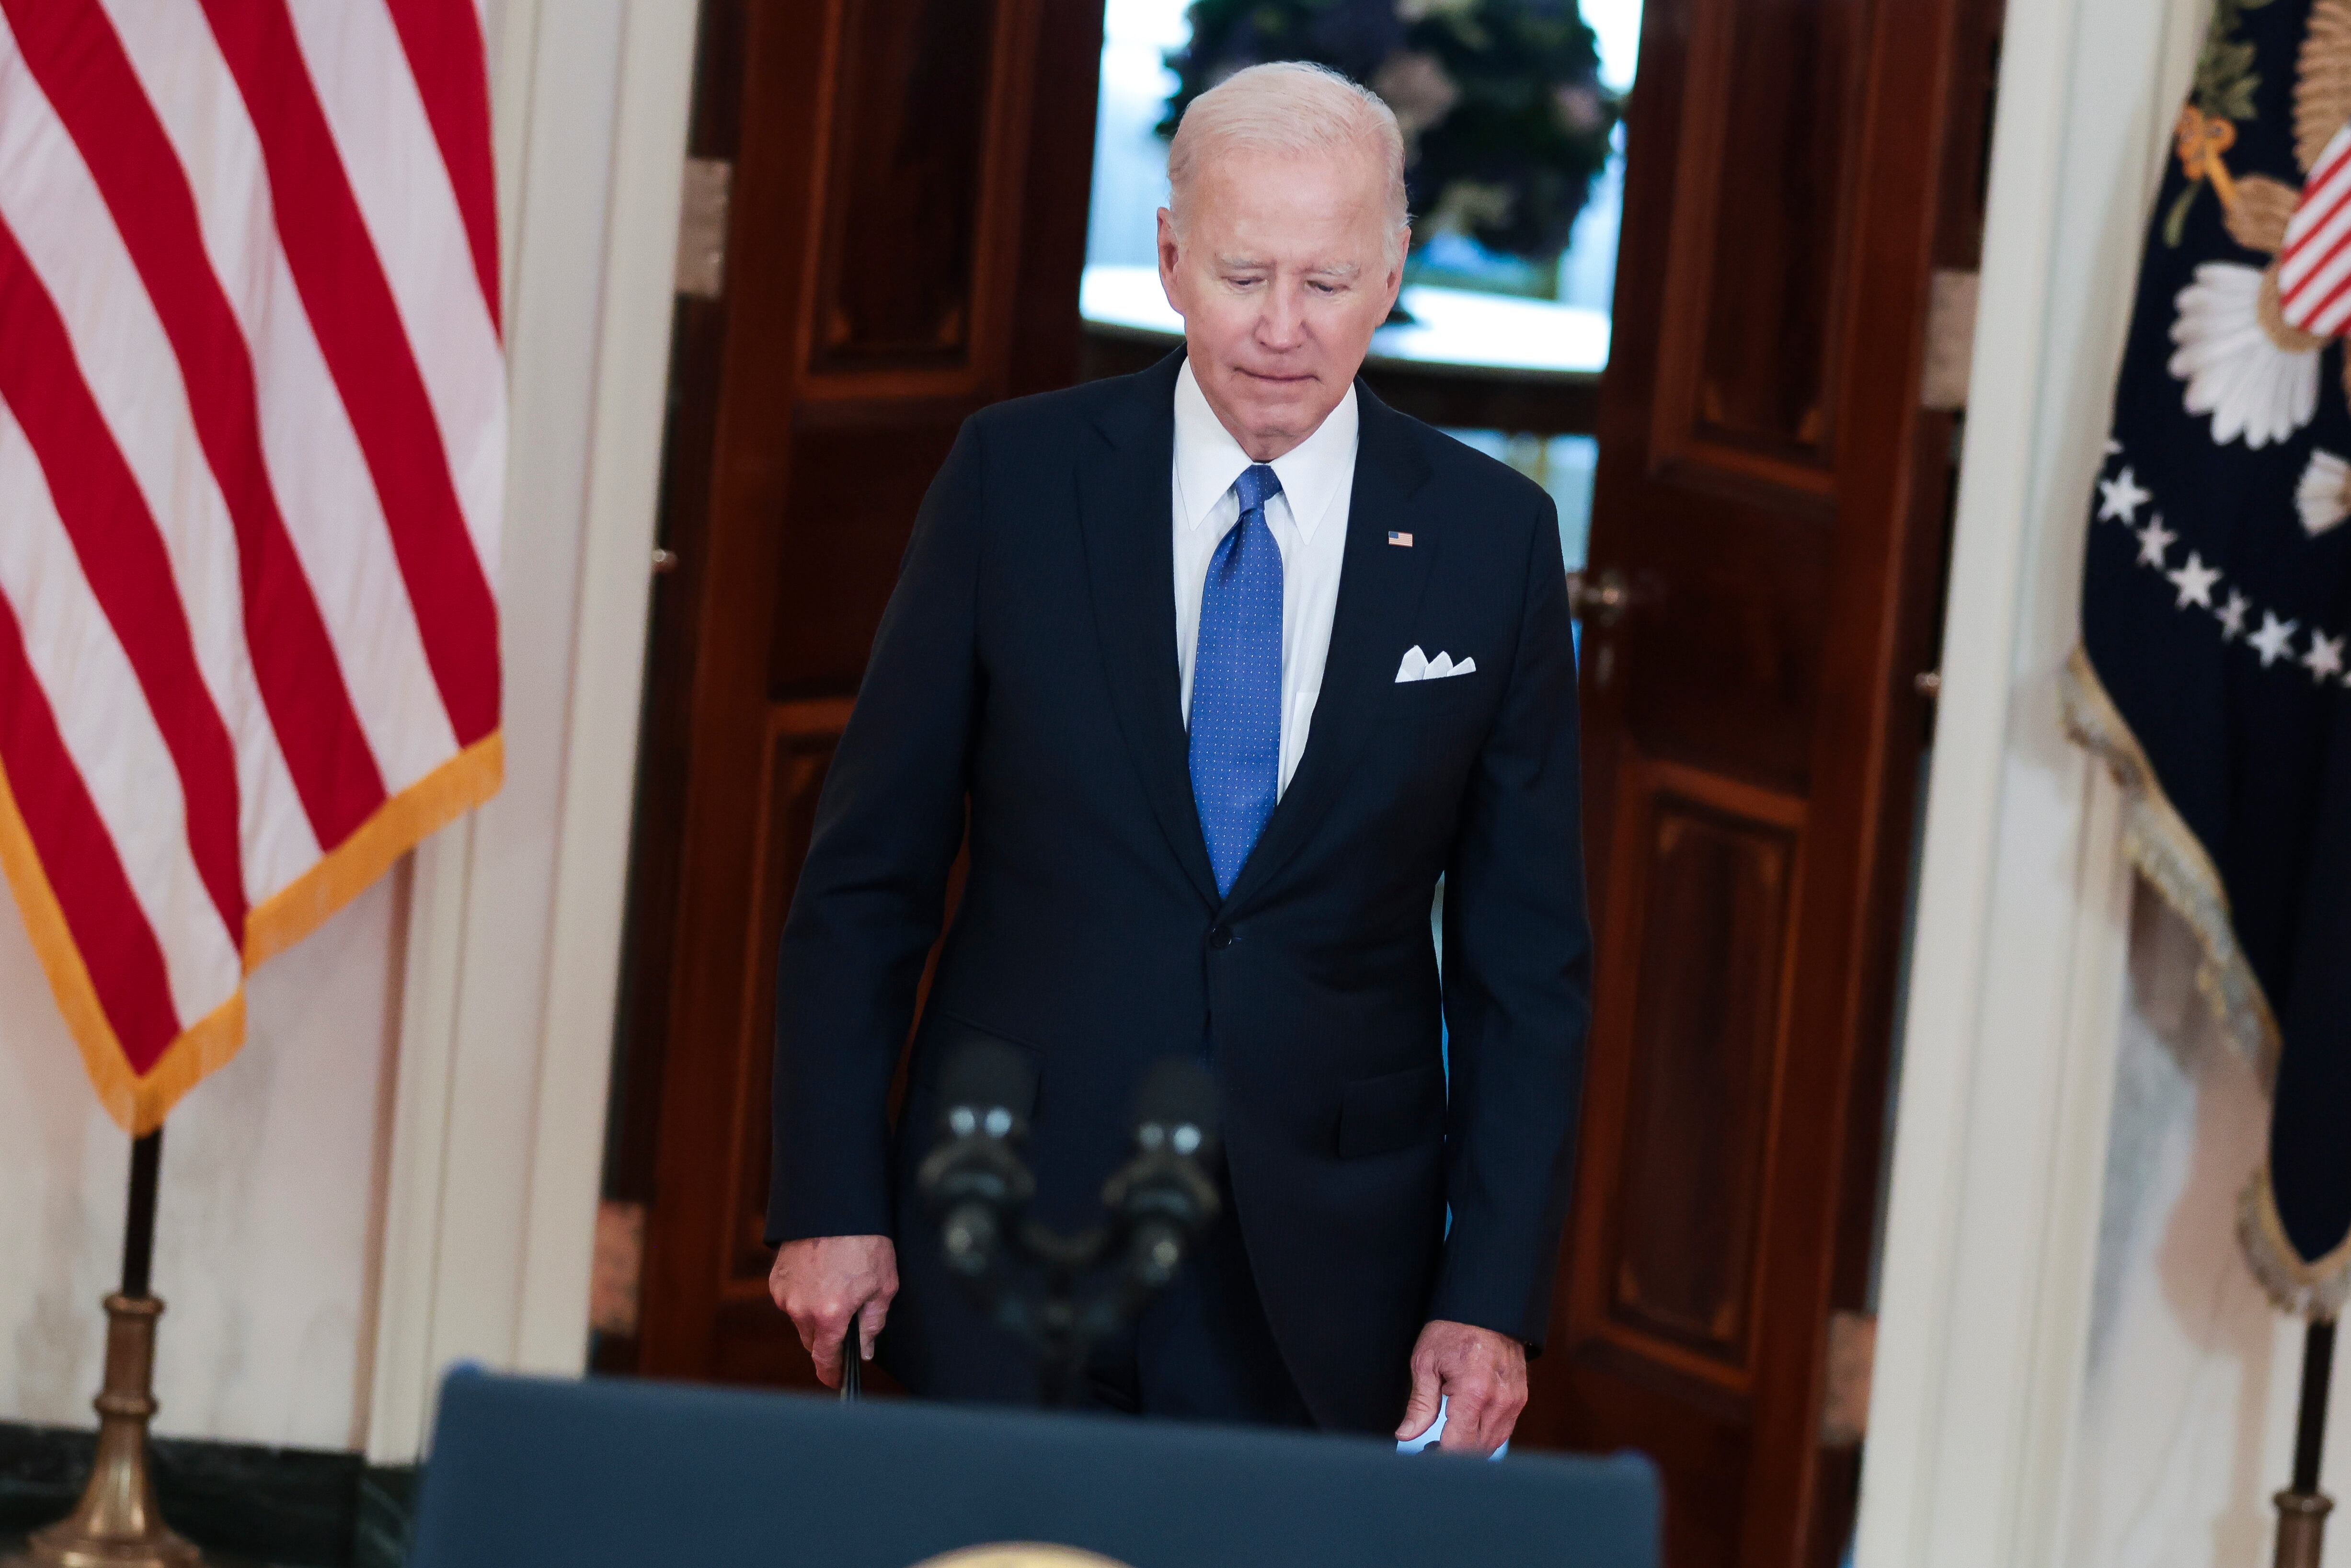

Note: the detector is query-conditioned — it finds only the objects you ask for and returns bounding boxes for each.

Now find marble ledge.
[0,1423,413,1568]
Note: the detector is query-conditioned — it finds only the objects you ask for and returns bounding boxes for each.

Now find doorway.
[594,6,2004,1567]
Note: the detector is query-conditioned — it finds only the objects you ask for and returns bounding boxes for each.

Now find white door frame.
[362,0,700,1464]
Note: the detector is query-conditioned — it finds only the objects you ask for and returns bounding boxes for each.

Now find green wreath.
[1159,0,1622,266]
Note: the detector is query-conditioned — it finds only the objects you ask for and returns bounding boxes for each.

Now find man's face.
[1158,144,1404,462]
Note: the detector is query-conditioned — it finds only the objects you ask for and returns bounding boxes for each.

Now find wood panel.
[809,0,1000,369]
[713,699,964,1355]
[1617,508,1827,793]
[801,0,1040,397]
[1606,767,1799,1376]
[769,419,963,697]
[724,701,856,1290]
[1667,0,1866,471]
[606,0,1102,1388]
[1570,755,1804,1408]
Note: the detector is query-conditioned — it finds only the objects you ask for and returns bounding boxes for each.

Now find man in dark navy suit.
[766,61,1589,1455]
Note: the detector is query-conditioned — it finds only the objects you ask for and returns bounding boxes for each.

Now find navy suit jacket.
[767,351,1592,1432]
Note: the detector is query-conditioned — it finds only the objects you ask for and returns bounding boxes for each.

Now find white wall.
[2066,891,2351,1568]
[0,0,692,1460]
[0,876,403,1451]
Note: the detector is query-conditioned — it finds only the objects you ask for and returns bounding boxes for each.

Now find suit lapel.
[1077,352,1221,910]
[1221,385,1434,915]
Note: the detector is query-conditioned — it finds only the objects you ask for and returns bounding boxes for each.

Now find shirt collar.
[1173,357,1359,542]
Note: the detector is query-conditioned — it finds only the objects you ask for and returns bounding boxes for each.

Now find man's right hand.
[768,1234,898,1389]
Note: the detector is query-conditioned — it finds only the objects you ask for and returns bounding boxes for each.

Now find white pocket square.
[1394,645,1475,683]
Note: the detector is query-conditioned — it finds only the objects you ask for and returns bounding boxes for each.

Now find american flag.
[0,0,504,1133]
[2279,124,2351,338]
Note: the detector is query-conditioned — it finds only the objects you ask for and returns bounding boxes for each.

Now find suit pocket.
[1337,1063,1445,1158]
[1395,674,1488,724]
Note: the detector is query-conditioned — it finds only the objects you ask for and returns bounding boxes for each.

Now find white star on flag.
[2166,551,2222,608]
[2135,515,2178,567]
[2307,631,2347,682]
[2104,437,2123,455]
[2099,466,2153,523]
[2218,591,2252,641]
[2251,611,2302,667]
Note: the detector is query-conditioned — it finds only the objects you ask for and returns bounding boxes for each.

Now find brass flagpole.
[8,1130,202,1568]
[2273,1319,2337,1568]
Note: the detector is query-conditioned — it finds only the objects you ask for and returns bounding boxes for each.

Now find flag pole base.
[2273,1488,2333,1568]
[6,1295,201,1568]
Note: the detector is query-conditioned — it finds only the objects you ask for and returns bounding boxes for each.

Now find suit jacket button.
[1208,925,1233,949]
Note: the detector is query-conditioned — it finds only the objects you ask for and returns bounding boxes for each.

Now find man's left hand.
[1395,1320,1527,1454]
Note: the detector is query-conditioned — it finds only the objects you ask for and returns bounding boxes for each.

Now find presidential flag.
[0,0,504,1133]
[2066,0,2351,1316]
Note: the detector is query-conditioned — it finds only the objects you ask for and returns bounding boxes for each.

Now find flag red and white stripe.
[2279,124,2351,337]
[0,0,503,1132]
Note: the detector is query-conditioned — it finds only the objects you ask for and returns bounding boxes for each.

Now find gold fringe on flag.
[2060,645,2346,1319]
[0,732,502,1136]
[2240,1168,2351,1321]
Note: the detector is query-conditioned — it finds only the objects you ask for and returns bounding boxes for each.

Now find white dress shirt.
[1172,359,1358,796]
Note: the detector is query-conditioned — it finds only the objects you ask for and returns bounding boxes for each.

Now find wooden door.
[1519,0,2002,1565]
[602,0,1102,1388]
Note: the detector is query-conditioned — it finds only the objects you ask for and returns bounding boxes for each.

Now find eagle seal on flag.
[2066,0,2351,1317]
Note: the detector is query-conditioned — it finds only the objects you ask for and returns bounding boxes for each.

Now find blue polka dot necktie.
[1190,463,1284,898]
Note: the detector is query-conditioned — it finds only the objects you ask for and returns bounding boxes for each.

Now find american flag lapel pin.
[1388,530,1413,547]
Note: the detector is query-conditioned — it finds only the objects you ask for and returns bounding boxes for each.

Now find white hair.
[1166,61,1411,265]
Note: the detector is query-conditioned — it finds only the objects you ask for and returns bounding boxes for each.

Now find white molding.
[514,0,699,1374]
[361,0,697,1461]
[1854,0,2207,1559]
[1854,0,2082,1546]
[2010,766,2132,1561]
[365,0,544,1465]
[365,831,471,1460]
